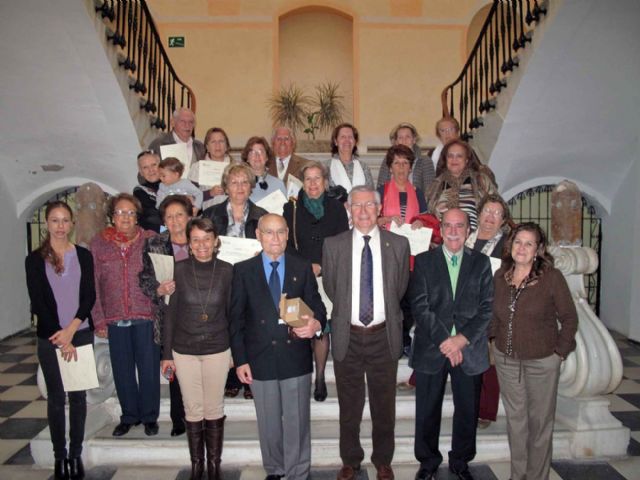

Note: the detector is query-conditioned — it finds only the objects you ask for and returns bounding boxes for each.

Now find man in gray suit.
[409,208,494,480]
[148,107,206,166]
[322,185,410,480]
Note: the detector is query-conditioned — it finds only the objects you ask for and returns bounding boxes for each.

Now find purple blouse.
[45,249,88,330]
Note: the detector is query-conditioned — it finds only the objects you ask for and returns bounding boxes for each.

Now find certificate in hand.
[389,223,433,256]
[189,160,229,188]
[160,143,191,178]
[217,236,262,265]
[56,344,99,392]
[255,190,288,215]
[149,253,174,304]
[286,176,303,198]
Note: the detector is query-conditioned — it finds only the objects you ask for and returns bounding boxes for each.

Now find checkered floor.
[1,328,640,479]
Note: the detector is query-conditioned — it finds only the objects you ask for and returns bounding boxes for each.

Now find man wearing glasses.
[322,185,410,480]
[409,208,494,480]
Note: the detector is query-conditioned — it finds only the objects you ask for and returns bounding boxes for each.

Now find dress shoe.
[477,418,492,429]
[54,458,69,479]
[449,467,474,480]
[112,422,137,437]
[314,378,328,402]
[336,464,360,480]
[414,467,436,480]
[144,421,159,436]
[243,386,254,399]
[225,387,240,398]
[264,475,284,479]
[68,457,85,480]
[171,422,186,436]
[376,464,394,480]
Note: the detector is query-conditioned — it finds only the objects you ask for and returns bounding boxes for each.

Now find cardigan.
[490,266,578,359]
[201,199,267,238]
[163,257,233,359]
[25,245,95,342]
[90,227,156,331]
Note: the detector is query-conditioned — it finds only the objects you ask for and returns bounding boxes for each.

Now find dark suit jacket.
[25,246,96,342]
[148,131,206,162]
[322,229,410,362]
[267,153,308,184]
[229,253,327,381]
[409,246,494,376]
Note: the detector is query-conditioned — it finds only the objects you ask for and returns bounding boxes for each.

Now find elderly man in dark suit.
[269,126,308,184]
[230,213,326,480]
[409,208,494,480]
[322,185,410,480]
[148,107,206,165]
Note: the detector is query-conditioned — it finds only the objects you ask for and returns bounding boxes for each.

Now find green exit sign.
[168,36,185,48]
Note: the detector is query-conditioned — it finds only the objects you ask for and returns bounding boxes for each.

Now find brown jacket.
[490,266,578,359]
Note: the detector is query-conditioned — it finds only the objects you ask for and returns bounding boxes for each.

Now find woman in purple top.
[25,201,96,480]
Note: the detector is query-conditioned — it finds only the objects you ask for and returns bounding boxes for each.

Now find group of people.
[26,106,578,480]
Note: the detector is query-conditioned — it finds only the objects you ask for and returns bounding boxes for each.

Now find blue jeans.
[108,320,160,424]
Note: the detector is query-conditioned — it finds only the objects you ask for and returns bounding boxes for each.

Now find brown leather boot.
[186,420,205,480]
[205,416,225,480]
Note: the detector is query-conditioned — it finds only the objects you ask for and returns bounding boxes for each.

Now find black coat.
[229,253,326,381]
[282,192,349,265]
[25,246,96,342]
[409,246,494,376]
[201,199,267,239]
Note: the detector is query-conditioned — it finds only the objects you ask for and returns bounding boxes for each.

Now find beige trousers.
[172,349,230,422]
[494,346,562,480]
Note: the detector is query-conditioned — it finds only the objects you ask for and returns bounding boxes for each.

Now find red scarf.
[382,180,420,230]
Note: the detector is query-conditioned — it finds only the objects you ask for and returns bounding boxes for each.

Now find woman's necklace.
[191,257,217,321]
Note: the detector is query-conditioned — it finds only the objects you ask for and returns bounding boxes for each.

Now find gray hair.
[172,107,196,123]
[346,185,381,206]
[271,125,296,143]
[300,161,329,181]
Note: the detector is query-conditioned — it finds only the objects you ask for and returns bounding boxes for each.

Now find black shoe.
[264,476,284,480]
[112,422,135,437]
[170,422,186,436]
[314,378,328,402]
[68,457,85,480]
[144,421,159,436]
[54,458,69,479]
[414,467,436,480]
[449,467,474,480]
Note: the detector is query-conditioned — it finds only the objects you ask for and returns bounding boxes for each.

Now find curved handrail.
[441,0,546,140]
[95,0,196,131]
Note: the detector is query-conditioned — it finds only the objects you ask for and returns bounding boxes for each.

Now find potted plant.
[267,84,309,134]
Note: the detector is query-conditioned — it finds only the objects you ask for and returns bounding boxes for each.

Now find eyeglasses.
[114,209,137,217]
[482,208,504,217]
[350,201,378,210]
[392,161,411,167]
[248,150,265,157]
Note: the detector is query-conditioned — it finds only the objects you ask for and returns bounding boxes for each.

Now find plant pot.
[297,139,332,153]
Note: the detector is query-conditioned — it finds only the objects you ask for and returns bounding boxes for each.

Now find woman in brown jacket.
[490,222,578,480]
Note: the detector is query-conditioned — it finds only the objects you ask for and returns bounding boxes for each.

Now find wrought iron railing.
[94,0,196,131]
[441,0,547,140]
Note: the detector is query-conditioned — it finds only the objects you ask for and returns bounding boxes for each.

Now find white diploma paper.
[56,344,99,392]
[490,257,502,275]
[286,176,303,198]
[217,236,262,265]
[160,143,191,178]
[255,190,288,215]
[189,160,228,187]
[389,223,433,256]
[149,253,174,304]
[317,277,333,319]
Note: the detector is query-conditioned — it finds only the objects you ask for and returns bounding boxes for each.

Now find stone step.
[76,417,573,468]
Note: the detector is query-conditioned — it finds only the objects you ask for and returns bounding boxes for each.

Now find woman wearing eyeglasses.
[90,193,160,438]
[201,163,268,400]
[241,136,287,204]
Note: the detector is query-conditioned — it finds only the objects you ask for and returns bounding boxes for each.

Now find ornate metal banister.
[441,0,547,140]
[95,0,196,131]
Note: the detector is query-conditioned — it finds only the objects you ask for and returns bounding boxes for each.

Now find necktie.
[359,235,373,326]
[278,158,285,174]
[451,254,458,267]
[269,261,281,309]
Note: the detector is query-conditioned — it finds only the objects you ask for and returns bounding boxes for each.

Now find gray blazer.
[322,228,410,362]
[148,131,206,162]
[409,246,494,376]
